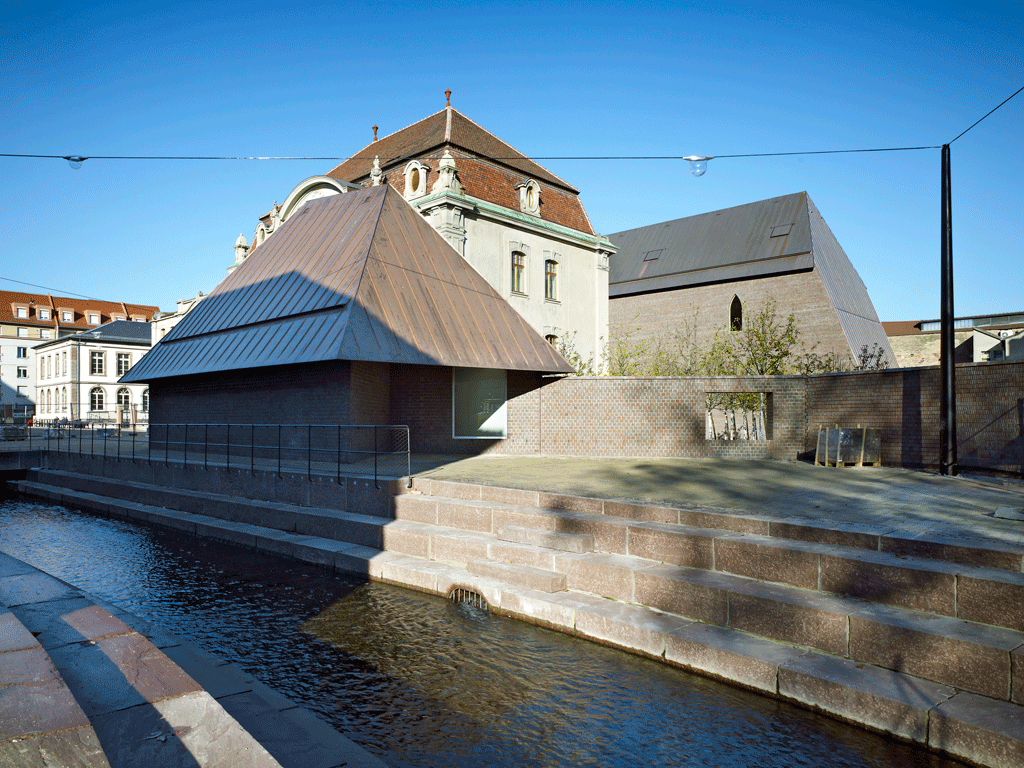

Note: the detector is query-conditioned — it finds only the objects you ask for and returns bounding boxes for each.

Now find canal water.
[0,497,962,768]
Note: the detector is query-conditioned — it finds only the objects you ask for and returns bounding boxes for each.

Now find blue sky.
[2,0,1021,322]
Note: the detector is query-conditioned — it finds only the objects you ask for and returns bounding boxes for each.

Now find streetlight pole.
[939,144,957,476]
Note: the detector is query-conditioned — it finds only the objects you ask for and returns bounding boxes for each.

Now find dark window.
[730,296,743,331]
[511,251,525,294]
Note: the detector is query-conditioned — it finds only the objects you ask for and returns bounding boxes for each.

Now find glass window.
[452,367,507,439]
[47,356,52,378]
[62,388,67,412]
[17,347,28,358]
[39,309,50,320]
[142,389,149,412]
[116,387,131,408]
[15,307,27,318]
[17,367,28,378]
[544,259,558,300]
[90,387,104,411]
[62,311,73,322]
[117,352,131,376]
[545,334,558,345]
[89,313,100,324]
[91,351,104,375]
[41,330,51,339]
[39,359,44,378]
[511,251,525,294]
[17,328,28,338]
[62,351,67,375]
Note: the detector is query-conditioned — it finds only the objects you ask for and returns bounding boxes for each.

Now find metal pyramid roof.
[123,186,572,383]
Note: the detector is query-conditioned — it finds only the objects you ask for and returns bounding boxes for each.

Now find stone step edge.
[5,556,385,768]
[17,478,1024,765]
[0,611,109,764]
[18,480,1024,655]
[409,477,1024,572]
[27,468,387,526]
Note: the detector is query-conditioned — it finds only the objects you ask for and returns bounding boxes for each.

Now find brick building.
[122,185,571,453]
[607,192,895,367]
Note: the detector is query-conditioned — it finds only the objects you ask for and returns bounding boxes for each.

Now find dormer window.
[38,309,50,320]
[403,160,430,199]
[516,180,541,216]
[61,310,73,322]
[14,306,28,318]
[89,313,100,325]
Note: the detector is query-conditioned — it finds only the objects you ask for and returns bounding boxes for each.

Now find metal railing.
[21,421,411,488]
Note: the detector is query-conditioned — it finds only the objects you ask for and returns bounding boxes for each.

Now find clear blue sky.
[2,0,1021,322]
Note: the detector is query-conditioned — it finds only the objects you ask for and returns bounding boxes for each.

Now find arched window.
[47,390,52,412]
[545,334,558,346]
[142,389,149,412]
[90,387,104,411]
[62,388,67,412]
[117,387,131,409]
[730,295,743,331]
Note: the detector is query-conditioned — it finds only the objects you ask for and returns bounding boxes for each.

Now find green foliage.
[553,332,597,377]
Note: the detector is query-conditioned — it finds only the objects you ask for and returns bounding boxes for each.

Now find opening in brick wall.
[706,392,773,441]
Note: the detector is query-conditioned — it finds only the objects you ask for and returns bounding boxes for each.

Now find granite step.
[496,525,594,553]
[466,560,567,593]
[0,610,112,767]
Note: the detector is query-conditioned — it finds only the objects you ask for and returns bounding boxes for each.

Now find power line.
[949,84,1024,143]
[0,276,104,302]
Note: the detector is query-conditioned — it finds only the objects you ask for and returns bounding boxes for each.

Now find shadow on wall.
[901,370,922,469]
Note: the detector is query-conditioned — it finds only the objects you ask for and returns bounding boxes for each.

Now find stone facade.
[610,265,852,361]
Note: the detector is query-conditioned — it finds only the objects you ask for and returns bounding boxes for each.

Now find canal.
[0,496,961,767]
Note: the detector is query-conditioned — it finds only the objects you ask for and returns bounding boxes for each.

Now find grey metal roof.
[608,192,813,297]
[122,185,572,383]
[805,196,896,365]
[33,320,152,349]
[608,192,895,365]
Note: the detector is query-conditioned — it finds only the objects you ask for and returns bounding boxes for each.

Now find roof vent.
[770,224,793,238]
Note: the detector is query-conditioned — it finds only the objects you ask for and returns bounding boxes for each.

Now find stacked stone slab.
[12,468,1024,768]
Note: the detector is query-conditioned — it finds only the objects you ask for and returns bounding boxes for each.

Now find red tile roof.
[325,108,594,235]
[1,290,158,332]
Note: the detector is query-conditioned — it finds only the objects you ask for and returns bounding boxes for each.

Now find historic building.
[31,320,153,424]
[607,192,895,367]
[1,291,157,423]
[231,93,614,367]
[884,311,1024,367]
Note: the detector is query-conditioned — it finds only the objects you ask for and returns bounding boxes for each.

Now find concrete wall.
[610,266,854,361]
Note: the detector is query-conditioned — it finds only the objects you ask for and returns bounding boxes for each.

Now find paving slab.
[0,571,80,608]
[0,727,111,768]
[0,646,90,739]
[929,691,1024,767]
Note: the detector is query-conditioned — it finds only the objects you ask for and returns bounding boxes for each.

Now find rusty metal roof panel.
[123,185,571,383]
[608,192,812,296]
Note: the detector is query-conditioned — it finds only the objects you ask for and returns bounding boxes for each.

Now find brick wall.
[610,266,853,360]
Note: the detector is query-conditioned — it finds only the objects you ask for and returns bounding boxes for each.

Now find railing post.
[251,424,255,476]
[226,424,231,472]
[117,422,121,460]
[132,426,136,463]
[148,424,153,465]
[183,423,188,468]
[204,424,209,470]
[278,425,282,478]
[307,424,312,482]
[406,426,411,487]
[103,423,108,461]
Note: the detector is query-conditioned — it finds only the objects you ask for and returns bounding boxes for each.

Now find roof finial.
[445,88,451,107]
[372,124,378,142]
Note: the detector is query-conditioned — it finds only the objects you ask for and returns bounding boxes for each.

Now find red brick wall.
[609,266,853,360]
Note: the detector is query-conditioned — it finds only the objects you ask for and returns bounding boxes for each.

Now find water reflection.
[0,499,962,768]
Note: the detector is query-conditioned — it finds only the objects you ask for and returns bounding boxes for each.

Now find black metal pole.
[939,143,958,476]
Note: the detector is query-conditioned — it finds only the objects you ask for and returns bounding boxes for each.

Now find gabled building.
[123,185,572,453]
[1,290,157,423]
[32,320,153,424]
[607,192,895,367]
[233,95,614,367]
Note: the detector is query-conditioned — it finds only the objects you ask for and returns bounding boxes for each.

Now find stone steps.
[0,552,384,768]
[12,472,1024,766]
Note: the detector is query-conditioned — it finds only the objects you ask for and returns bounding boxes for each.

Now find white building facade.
[32,321,152,424]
